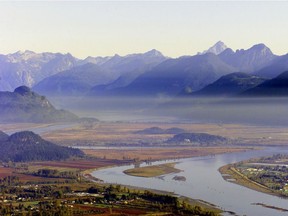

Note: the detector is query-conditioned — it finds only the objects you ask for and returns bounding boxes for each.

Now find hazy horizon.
[1,1,288,58]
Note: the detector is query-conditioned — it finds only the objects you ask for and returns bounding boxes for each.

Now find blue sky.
[0,1,287,58]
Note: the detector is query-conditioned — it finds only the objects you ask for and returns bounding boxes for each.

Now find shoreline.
[83,146,252,182]
[83,174,222,213]
[83,146,253,163]
[219,164,287,198]
[82,148,256,214]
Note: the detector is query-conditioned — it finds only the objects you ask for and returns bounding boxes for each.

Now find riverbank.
[82,151,234,214]
[219,164,281,197]
[83,173,222,214]
[83,146,251,162]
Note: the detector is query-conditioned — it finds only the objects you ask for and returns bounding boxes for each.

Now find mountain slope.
[0,86,78,123]
[219,44,277,73]
[87,50,167,94]
[241,71,288,97]
[90,53,237,98]
[0,131,84,162]
[33,63,113,96]
[34,50,167,97]
[253,54,288,78]
[0,51,78,91]
[201,41,228,55]
[189,72,266,97]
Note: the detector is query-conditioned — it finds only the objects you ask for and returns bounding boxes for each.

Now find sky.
[0,1,288,59]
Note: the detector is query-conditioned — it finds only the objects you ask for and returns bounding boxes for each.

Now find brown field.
[1,122,288,146]
[0,159,131,183]
[31,158,131,170]
[0,166,68,182]
[75,204,148,216]
[0,167,15,178]
[39,122,288,146]
[83,147,249,161]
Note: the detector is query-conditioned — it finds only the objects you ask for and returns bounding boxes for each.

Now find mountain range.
[1,41,288,111]
[34,42,288,101]
[88,53,236,99]
[34,49,167,97]
[0,51,78,91]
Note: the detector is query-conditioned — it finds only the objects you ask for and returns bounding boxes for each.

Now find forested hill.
[0,86,78,123]
[0,131,84,162]
[167,133,229,146]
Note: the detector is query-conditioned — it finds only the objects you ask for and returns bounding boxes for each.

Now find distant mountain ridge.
[0,51,78,91]
[219,44,277,73]
[89,53,236,98]
[1,43,288,103]
[253,54,288,78]
[188,72,266,97]
[240,71,288,97]
[33,49,167,97]
[86,43,285,100]
[200,41,228,55]
[33,63,113,97]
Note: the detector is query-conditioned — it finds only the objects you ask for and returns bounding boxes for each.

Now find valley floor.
[2,121,288,147]
[1,121,288,215]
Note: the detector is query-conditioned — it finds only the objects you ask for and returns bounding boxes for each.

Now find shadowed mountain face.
[253,54,288,78]
[187,72,266,97]
[0,86,78,123]
[33,63,113,97]
[33,50,167,97]
[90,53,236,98]
[241,71,288,97]
[0,131,84,162]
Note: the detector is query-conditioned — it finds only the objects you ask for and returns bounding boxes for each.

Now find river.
[91,147,288,216]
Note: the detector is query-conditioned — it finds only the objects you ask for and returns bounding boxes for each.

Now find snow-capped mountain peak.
[201,41,229,55]
[143,49,164,57]
[8,50,38,62]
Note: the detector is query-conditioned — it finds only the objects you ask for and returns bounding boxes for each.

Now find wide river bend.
[91,147,288,216]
